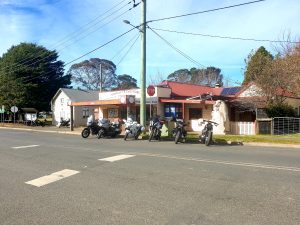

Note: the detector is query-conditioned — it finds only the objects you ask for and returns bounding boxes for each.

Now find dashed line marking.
[98,154,136,162]
[25,169,80,187]
[12,145,40,149]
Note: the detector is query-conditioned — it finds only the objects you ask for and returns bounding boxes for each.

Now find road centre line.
[98,154,136,162]
[101,151,300,173]
[25,169,80,187]
[12,145,40,149]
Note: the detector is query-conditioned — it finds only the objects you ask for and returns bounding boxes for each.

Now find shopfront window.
[189,108,202,120]
[164,104,182,119]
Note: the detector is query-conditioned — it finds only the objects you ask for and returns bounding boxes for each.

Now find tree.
[0,43,71,111]
[114,74,138,90]
[68,58,117,91]
[191,67,223,87]
[166,67,223,87]
[243,46,273,85]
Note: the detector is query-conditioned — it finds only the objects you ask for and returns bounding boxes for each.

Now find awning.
[160,98,215,104]
[71,99,122,106]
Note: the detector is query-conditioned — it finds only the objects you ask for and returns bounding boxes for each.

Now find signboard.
[147,85,155,96]
[11,106,18,113]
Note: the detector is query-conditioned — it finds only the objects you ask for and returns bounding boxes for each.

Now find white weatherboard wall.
[53,91,71,126]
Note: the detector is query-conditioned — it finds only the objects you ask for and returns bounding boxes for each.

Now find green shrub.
[266,103,296,117]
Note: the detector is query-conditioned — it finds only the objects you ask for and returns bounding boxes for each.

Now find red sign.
[147,85,155,96]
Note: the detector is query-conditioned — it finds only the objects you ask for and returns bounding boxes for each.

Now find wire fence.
[273,117,300,135]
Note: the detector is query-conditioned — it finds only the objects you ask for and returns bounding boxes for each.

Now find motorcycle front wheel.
[149,129,154,142]
[124,132,129,140]
[205,131,212,146]
[81,128,90,138]
[175,131,181,144]
[97,129,105,139]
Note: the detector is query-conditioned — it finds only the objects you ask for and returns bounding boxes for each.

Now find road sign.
[147,85,155,96]
[11,106,18,113]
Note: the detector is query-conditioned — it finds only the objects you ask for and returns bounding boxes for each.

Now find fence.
[273,117,300,135]
[230,122,256,135]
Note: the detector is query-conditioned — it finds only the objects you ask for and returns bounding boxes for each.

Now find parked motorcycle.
[172,119,187,144]
[58,118,70,128]
[148,117,164,141]
[199,119,218,146]
[97,118,121,139]
[123,118,145,140]
[81,117,101,138]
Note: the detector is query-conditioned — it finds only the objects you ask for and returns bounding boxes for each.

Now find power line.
[22,27,136,83]
[49,0,130,50]
[147,0,266,23]
[150,27,300,44]
[1,0,133,73]
[111,32,140,60]
[116,33,140,66]
[148,26,205,68]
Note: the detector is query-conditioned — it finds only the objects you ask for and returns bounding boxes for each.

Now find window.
[164,104,182,119]
[189,108,202,120]
[108,108,118,118]
[60,98,64,103]
[82,107,89,118]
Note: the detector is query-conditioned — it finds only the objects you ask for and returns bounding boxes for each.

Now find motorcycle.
[96,118,121,139]
[148,117,164,142]
[123,118,145,140]
[172,119,187,144]
[58,118,70,128]
[81,119,101,138]
[199,119,218,146]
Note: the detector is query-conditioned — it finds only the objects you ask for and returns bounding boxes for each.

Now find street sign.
[11,106,18,113]
[147,85,155,96]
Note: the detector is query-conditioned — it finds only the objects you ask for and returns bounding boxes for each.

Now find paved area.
[1,129,300,225]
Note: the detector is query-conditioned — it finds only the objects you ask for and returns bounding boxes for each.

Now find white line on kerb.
[98,154,135,162]
[12,145,40,149]
[25,169,80,187]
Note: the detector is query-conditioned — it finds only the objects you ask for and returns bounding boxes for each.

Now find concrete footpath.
[1,124,300,149]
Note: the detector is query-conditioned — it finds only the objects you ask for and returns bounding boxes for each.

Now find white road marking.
[98,154,135,162]
[25,169,80,187]
[101,151,300,173]
[12,145,40,149]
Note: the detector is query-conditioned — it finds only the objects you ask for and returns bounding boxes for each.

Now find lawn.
[186,132,300,145]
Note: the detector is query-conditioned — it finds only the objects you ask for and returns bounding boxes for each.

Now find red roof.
[158,81,223,97]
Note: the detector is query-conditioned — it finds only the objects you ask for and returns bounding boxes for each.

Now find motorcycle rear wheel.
[81,128,90,138]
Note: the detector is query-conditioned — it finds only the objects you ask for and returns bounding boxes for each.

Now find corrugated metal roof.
[158,81,223,97]
[60,88,99,102]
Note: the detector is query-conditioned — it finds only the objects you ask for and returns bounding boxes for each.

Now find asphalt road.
[1,129,300,225]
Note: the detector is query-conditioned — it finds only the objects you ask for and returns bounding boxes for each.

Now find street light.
[123,0,146,128]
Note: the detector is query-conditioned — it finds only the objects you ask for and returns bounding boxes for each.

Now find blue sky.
[1,0,300,86]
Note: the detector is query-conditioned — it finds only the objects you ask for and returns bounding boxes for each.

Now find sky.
[1,0,300,87]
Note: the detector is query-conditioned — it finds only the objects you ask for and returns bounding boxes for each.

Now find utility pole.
[140,0,146,127]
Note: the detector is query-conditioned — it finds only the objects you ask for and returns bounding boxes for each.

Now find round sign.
[147,85,155,96]
[128,96,135,104]
[11,106,18,113]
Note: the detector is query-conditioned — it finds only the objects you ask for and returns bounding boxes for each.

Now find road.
[1,129,300,225]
